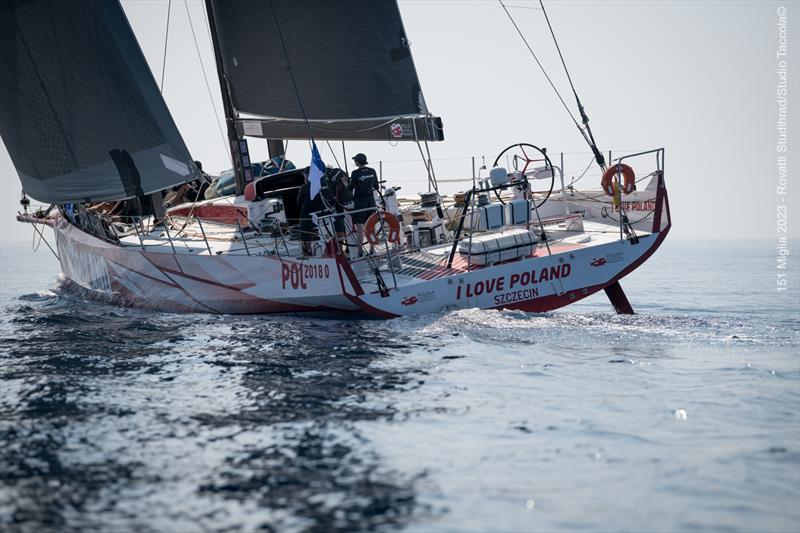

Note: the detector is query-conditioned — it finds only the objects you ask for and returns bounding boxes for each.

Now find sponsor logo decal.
[401,291,434,306]
[390,123,406,138]
[591,252,624,268]
[417,291,435,303]
[401,296,418,306]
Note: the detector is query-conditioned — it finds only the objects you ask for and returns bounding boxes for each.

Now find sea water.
[1,238,798,532]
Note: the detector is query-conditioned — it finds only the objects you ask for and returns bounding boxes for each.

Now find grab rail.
[313,205,401,292]
[611,147,665,242]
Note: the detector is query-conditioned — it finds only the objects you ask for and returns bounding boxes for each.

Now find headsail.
[207,0,444,142]
[0,0,201,204]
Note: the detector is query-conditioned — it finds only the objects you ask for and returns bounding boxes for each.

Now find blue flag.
[308,141,325,200]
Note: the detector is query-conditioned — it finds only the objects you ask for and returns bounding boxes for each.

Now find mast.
[204,0,247,195]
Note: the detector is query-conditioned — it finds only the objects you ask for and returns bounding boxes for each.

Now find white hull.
[350,230,667,318]
[54,219,361,315]
[43,169,670,318]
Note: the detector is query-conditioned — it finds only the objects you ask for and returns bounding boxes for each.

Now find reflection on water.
[1,240,799,532]
[1,291,434,531]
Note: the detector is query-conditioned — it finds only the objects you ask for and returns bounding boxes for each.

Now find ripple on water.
[389,307,800,351]
[1,247,798,532]
[0,289,440,531]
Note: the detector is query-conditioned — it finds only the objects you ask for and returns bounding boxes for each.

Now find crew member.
[164,161,210,206]
[348,153,379,255]
[297,169,324,256]
[333,171,352,253]
[190,160,211,202]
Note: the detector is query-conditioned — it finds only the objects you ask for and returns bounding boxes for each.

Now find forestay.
[0,0,201,204]
[207,0,444,142]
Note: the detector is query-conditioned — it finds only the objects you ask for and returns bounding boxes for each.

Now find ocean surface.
[0,238,798,532]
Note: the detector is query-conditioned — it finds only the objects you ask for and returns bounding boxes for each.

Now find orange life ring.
[365,211,402,246]
[601,163,636,196]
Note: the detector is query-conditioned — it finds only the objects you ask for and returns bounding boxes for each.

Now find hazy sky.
[1,0,798,242]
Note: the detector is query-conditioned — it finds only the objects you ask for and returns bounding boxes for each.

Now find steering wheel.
[492,143,555,208]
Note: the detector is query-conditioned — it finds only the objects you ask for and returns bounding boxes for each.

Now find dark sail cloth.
[0,0,201,204]
[206,0,444,142]
[349,167,379,224]
[297,182,324,243]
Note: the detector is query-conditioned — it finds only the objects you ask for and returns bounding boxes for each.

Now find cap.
[352,153,368,165]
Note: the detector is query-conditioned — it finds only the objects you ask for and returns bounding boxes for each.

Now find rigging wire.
[159,0,172,94]
[267,0,315,145]
[504,4,542,10]
[31,219,42,253]
[184,0,231,165]
[156,0,232,235]
[497,1,581,131]
[539,0,581,120]
[325,140,342,170]
[265,0,358,258]
[566,155,598,187]
[538,0,605,169]
[498,0,605,169]
[29,221,59,261]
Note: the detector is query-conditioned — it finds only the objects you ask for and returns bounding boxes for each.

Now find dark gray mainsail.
[0,0,201,204]
[207,0,444,142]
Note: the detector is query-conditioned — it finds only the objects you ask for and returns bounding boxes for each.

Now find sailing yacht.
[1,0,670,317]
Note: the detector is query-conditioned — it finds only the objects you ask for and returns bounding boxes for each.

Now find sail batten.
[0,0,200,204]
[208,0,444,141]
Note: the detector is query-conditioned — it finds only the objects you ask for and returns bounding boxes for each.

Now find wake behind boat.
[2,0,670,318]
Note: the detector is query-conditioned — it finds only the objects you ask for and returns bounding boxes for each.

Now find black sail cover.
[0,0,201,204]
[209,0,444,142]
